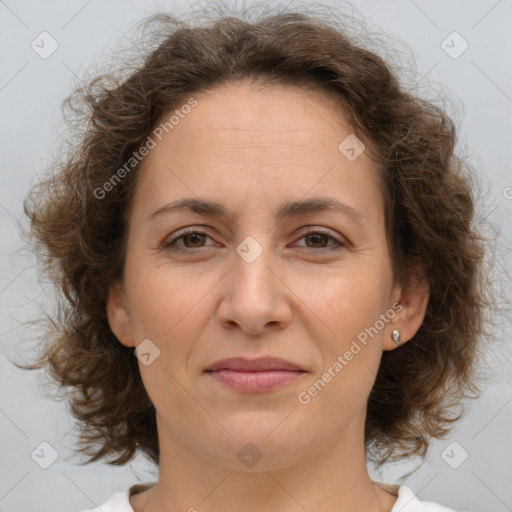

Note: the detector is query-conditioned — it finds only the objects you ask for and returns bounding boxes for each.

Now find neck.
[134,412,397,512]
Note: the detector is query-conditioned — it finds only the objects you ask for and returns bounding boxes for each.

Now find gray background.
[1,0,511,510]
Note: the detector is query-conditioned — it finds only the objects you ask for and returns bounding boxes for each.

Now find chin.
[197,414,310,470]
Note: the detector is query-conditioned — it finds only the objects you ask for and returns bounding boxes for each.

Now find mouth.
[204,357,306,393]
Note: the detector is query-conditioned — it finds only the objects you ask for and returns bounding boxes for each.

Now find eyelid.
[163,227,214,250]
[163,225,347,251]
[293,226,346,248]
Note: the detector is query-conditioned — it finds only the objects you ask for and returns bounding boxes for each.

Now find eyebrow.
[146,197,366,224]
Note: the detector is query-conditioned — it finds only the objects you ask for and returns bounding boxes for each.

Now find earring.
[122,331,126,337]
[392,329,401,344]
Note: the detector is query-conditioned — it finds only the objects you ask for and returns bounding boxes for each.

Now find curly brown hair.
[20,3,494,469]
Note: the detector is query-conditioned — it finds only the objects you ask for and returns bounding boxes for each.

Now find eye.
[163,229,215,251]
[293,228,345,250]
[163,227,346,253]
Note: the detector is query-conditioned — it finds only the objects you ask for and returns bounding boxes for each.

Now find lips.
[204,357,303,373]
[204,357,305,393]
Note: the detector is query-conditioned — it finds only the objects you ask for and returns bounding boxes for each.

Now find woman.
[22,5,491,512]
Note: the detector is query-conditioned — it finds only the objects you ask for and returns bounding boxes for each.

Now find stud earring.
[392,329,401,344]
[122,331,126,337]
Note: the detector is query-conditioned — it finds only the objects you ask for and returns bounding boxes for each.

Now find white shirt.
[77,481,466,511]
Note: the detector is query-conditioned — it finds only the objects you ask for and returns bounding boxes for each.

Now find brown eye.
[294,229,345,250]
[181,232,208,248]
[304,232,330,248]
[164,230,213,250]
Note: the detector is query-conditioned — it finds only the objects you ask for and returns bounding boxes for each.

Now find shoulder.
[377,482,467,512]
[75,483,155,512]
[75,489,131,512]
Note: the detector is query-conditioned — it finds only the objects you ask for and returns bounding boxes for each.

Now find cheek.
[127,270,210,405]
[124,257,222,393]
[319,260,393,341]
[124,253,208,341]
[301,274,388,415]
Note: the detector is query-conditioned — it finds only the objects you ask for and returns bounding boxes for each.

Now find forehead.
[131,80,383,222]
[173,80,354,145]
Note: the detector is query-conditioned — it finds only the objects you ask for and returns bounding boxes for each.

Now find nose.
[216,239,293,336]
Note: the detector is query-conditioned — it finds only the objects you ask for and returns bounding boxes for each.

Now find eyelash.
[163,227,346,253]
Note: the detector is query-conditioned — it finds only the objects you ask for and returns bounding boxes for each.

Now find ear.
[383,259,430,351]
[106,280,135,348]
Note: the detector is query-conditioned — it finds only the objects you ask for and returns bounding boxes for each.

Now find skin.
[107,80,429,512]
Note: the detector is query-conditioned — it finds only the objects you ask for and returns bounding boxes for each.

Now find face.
[108,80,427,471]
